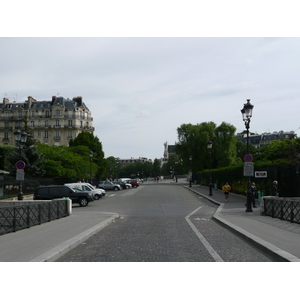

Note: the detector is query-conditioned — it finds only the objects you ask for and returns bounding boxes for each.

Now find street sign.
[255,171,267,178]
[16,160,25,170]
[16,169,24,181]
[244,154,253,162]
[243,162,254,177]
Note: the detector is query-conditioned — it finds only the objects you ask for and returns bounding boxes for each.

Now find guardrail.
[261,196,300,224]
[0,200,70,235]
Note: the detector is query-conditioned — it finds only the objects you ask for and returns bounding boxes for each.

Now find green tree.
[213,122,239,168]
[36,144,93,179]
[255,138,300,166]
[176,122,216,172]
[152,158,161,177]
[69,131,106,178]
[7,118,45,178]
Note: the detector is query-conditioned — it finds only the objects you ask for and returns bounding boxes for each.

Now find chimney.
[3,98,9,105]
[73,96,82,107]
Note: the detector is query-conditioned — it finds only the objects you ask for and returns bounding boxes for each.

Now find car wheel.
[113,187,119,191]
[94,194,100,200]
[79,197,89,207]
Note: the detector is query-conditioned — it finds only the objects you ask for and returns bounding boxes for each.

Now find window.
[67,131,72,138]
[44,131,48,138]
[68,111,73,118]
[55,131,60,138]
[4,122,9,129]
[68,120,72,127]
[45,120,49,127]
[55,120,60,127]
[56,110,61,116]
[45,111,50,117]
[30,121,35,128]
[17,111,22,118]
[31,111,35,117]
[4,132,8,139]
[5,112,10,120]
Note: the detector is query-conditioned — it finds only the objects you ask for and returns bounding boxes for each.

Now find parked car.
[98,181,121,191]
[124,179,140,188]
[33,185,94,207]
[64,183,105,200]
[112,181,132,189]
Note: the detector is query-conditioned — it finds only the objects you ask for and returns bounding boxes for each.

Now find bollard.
[214,183,217,190]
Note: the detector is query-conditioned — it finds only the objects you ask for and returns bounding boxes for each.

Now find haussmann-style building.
[0,95,94,147]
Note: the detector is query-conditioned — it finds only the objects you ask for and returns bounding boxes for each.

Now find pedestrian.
[222,182,231,201]
[250,182,257,207]
[272,180,278,196]
[157,176,159,183]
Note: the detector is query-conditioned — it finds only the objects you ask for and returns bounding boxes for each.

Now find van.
[33,185,94,207]
[64,183,105,200]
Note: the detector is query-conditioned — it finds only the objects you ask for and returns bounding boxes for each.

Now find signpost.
[255,171,267,178]
[243,162,254,177]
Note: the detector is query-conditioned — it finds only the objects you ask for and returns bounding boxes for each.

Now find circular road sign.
[244,154,253,162]
[16,160,26,170]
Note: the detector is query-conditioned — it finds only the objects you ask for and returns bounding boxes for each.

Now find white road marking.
[120,186,145,196]
[109,194,116,197]
[185,206,224,262]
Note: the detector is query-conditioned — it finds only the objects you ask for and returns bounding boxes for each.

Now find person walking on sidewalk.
[272,180,278,196]
[250,182,257,207]
[222,182,231,201]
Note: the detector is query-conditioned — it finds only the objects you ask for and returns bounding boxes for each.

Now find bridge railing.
[0,199,71,235]
[261,196,300,224]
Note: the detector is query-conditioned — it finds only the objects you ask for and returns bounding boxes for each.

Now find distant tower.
[163,141,169,159]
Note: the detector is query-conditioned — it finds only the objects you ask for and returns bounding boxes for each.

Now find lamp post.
[207,140,213,196]
[241,99,254,213]
[89,150,93,184]
[14,129,28,200]
[189,156,192,187]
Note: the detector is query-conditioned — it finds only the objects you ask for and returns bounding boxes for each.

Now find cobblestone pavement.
[57,184,272,262]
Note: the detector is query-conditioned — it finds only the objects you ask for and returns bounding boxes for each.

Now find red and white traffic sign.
[16,160,25,169]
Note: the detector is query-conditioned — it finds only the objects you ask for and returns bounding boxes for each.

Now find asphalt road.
[57,183,272,262]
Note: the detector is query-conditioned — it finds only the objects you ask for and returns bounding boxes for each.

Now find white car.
[65,183,106,200]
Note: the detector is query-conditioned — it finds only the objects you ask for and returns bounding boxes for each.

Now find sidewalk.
[0,207,119,262]
[183,182,300,262]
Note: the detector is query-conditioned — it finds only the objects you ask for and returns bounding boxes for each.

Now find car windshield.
[86,183,95,190]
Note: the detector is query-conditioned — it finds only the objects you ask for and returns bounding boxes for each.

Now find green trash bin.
[257,191,261,201]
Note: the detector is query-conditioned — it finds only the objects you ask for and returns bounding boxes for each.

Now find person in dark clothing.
[272,181,278,196]
[250,182,257,207]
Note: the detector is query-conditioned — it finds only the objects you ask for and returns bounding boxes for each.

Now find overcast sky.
[1,37,299,161]
[1,2,299,161]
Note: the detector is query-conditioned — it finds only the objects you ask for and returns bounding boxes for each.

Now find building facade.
[236,131,297,148]
[117,157,152,164]
[0,95,94,147]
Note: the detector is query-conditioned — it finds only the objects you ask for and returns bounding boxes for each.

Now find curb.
[29,213,119,262]
[183,185,300,262]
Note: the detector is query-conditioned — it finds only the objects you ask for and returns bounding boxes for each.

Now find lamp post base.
[245,192,253,212]
[209,183,213,196]
[18,193,23,200]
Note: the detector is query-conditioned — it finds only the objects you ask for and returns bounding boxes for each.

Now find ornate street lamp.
[14,129,28,200]
[89,150,93,184]
[241,99,254,212]
[207,141,213,196]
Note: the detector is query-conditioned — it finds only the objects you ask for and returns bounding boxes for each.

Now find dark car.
[124,179,139,188]
[33,185,94,207]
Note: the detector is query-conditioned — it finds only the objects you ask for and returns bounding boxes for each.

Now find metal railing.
[262,197,300,224]
[0,200,70,235]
